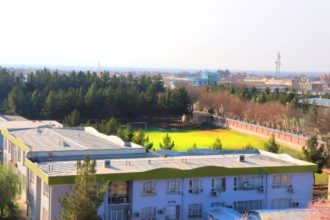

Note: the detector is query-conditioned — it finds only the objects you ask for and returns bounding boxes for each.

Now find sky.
[0,0,330,72]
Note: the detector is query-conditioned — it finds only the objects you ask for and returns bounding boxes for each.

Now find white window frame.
[234,175,263,191]
[188,179,203,193]
[188,203,202,218]
[141,207,156,220]
[166,179,181,194]
[271,198,293,209]
[233,200,262,211]
[272,174,292,189]
[141,181,156,196]
[211,177,226,192]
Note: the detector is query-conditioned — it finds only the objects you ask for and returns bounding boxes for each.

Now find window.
[188,179,203,193]
[188,203,202,218]
[211,177,226,192]
[233,200,262,211]
[211,202,225,207]
[141,207,156,220]
[165,205,180,220]
[109,181,129,204]
[43,182,49,197]
[271,198,293,209]
[233,176,263,191]
[272,175,292,189]
[166,179,181,194]
[141,181,156,196]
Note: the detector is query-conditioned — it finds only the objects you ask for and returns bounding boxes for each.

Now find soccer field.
[145,129,298,157]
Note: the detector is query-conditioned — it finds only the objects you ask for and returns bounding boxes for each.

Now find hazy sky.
[0,0,330,71]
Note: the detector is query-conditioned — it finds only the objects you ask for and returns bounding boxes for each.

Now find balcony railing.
[108,195,129,204]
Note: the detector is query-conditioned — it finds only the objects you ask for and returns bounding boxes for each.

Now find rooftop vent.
[36,127,42,135]
[59,140,70,147]
[104,160,111,168]
[238,155,245,162]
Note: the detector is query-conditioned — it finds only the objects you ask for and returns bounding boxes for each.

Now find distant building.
[1,124,316,220]
[320,73,330,82]
[192,111,213,124]
[299,97,330,108]
[188,71,220,86]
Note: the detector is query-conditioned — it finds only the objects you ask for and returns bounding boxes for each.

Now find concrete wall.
[213,116,308,151]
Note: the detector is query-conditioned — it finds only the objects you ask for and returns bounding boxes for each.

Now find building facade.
[1,126,316,220]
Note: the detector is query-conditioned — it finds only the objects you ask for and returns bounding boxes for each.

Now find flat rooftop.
[0,114,28,122]
[300,98,330,107]
[0,120,62,129]
[7,127,144,153]
[37,150,315,177]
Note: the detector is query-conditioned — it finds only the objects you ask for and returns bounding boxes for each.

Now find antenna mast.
[275,52,281,79]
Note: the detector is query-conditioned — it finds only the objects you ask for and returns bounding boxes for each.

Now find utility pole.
[275,52,281,79]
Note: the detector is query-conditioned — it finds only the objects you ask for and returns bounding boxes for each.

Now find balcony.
[108,194,129,205]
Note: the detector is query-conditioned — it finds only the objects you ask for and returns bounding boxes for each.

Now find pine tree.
[210,137,222,150]
[159,133,175,150]
[63,109,80,127]
[59,157,106,220]
[243,143,254,149]
[303,136,328,184]
[132,129,153,152]
[264,135,279,153]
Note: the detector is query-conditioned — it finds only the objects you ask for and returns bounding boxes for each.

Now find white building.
[1,126,316,220]
[0,116,62,162]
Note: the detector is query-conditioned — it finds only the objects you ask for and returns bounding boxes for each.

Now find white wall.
[49,185,71,220]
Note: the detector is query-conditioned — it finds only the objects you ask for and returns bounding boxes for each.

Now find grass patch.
[315,173,328,185]
[146,128,294,153]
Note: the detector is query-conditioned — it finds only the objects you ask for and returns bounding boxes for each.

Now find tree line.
[0,67,191,121]
[187,86,330,139]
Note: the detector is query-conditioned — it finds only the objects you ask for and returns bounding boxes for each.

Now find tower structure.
[275,52,281,79]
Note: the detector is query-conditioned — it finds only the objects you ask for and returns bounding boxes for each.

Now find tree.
[0,165,21,217]
[59,157,106,220]
[210,137,222,150]
[243,143,254,149]
[132,129,153,152]
[303,136,328,184]
[159,133,175,150]
[306,199,330,219]
[63,109,81,127]
[117,126,134,142]
[264,135,279,153]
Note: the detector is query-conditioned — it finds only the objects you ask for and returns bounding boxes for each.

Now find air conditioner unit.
[157,209,164,215]
[258,186,264,193]
[288,185,294,193]
[243,182,250,190]
[133,212,140,217]
[292,202,300,207]
[211,189,219,196]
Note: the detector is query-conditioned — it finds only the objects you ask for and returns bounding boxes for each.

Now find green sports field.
[145,129,298,157]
